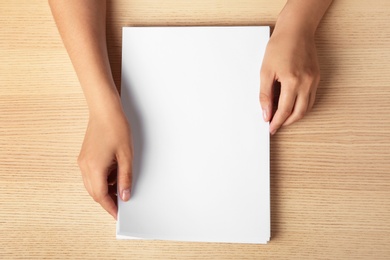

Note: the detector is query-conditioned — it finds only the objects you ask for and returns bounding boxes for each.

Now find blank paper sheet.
[117,26,270,244]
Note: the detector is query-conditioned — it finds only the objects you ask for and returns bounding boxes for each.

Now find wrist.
[274,8,316,38]
[272,14,316,38]
[86,84,125,121]
[274,0,332,37]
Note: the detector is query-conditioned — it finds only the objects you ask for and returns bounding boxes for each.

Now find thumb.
[117,152,133,201]
[259,70,274,122]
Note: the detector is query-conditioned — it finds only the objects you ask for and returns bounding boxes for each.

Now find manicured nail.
[262,109,268,121]
[121,189,131,201]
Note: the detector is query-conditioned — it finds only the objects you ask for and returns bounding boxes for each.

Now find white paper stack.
[118,26,270,244]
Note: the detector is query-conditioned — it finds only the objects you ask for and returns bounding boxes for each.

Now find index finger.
[269,85,297,135]
[96,193,118,220]
[89,172,118,220]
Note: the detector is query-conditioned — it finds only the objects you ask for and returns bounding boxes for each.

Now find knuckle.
[117,149,133,163]
[259,92,270,103]
[303,65,319,78]
[303,75,315,86]
[117,141,133,158]
[260,73,268,82]
[260,68,270,78]
[77,154,85,167]
[296,111,306,120]
[282,76,300,94]
[302,69,320,86]
[295,106,308,120]
[118,167,132,183]
[283,69,321,93]
[284,73,300,87]
[92,192,105,203]
[79,157,101,174]
[279,107,292,118]
[302,75,313,86]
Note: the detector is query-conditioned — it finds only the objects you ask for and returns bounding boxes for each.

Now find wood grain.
[1,0,390,259]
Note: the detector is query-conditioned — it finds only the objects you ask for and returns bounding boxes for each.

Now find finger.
[79,163,94,198]
[109,193,118,208]
[90,174,118,220]
[116,151,133,202]
[259,70,275,122]
[96,193,118,220]
[269,85,297,135]
[308,87,317,111]
[83,175,93,197]
[282,94,309,126]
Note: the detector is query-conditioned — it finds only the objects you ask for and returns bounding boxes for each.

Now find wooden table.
[1,0,389,259]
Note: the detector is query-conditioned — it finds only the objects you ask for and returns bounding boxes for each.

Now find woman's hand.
[78,107,133,220]
[260,28,320,135]
[50,0,133,219]
[259,0,333,135]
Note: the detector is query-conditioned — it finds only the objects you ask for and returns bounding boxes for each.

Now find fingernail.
[262,109,268,121]
[121,189,131,201]
[270,129,277,135]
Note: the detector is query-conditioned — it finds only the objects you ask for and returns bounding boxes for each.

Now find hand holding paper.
[260,0,333,135]
[78,109,133,220]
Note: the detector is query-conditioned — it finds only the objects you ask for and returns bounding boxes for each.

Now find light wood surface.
[1,0,390,259]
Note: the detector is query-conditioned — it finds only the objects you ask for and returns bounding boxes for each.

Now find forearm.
[49,0,122,118]
[274,0,333,36]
